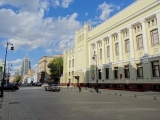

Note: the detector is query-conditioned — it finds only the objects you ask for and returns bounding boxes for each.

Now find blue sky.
[0,0,135,75]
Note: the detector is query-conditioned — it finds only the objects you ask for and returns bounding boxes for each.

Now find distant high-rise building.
[14,70,20,77]
[20,53,31,76]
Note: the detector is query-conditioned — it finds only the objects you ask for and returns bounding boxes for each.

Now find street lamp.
[0,42,14,97]
[92,55,98,93]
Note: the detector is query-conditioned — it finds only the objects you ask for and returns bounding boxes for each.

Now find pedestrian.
[79,85,81,92]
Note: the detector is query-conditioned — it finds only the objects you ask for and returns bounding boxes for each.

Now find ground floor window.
[136,63,143,77]
[114,67,118,79]
[152,61,160,77]
[124,65,130,78]
[106,68,109,79]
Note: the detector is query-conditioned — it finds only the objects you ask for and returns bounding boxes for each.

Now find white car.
[45,84,60,92]
[41,83,49,88]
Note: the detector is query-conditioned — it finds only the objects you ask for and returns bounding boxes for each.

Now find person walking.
[78,85,81,92]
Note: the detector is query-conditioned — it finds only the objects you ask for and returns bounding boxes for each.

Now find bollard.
[0,109,3,119]
[115,93,117,95]
[134,93,137,98]
[119,93,122,96]
[153,95,157,100]
[99,91,101,94]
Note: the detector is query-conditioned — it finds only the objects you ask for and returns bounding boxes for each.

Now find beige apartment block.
[62,0,160,91]
[37,54,63,83]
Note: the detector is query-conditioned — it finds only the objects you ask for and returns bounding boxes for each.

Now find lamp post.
[92,54,98,93]
[0,42,14,97]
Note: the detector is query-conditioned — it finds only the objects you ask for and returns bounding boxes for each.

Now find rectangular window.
[98,69,101,79]
[137,63,143,77]
[69,72,70,76]
[69,60,71,68]
[72,59,74,67]
[107,46,110,58]
[151,29,159,46]
[106,68,109,79]
[125,39,130,53]
[72,71,74,75]
[134,28,136,33]
[137,26,139,32]
[114,67,118,79]
[152,61,160,77]
[148,21,150,27]
[115,43,119,55]
[124,65,130,78]
[152,20,155,26]
[136,34,143,50]
[100,49,102,60]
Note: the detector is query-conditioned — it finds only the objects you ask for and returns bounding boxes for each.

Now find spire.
[25,53,28,59]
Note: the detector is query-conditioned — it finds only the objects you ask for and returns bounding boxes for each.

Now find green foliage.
[14,75,22,83]
[48,57,63,83]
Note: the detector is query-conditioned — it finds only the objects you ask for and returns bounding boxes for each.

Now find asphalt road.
[2,86,160,120]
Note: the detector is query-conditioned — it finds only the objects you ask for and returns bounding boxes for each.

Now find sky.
[0,0,136,75]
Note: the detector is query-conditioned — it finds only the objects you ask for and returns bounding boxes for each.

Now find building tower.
[20,53,31,76]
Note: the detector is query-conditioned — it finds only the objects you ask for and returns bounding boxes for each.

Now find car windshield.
[53,84,58,86]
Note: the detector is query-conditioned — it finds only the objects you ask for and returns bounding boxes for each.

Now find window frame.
[114,67,118,79]
[106,68,109,79]
[136,34,143,50]
[151,61,160,77]
[125,39,130,53]
[136,63,143,78]
[150,29,159,46]
[115,43,119,55]
[124,65,130,78]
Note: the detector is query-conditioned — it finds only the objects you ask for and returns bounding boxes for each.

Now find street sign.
[90,65,95,80]
[91,74,95,80]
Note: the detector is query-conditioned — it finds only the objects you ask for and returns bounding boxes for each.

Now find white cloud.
[62,0,73,8]
[0,0,49,13]
[85,12,88,16]
[7,59,22,64]
[98,2,120,21]
[0,6,81,53]
[52,0,73,8]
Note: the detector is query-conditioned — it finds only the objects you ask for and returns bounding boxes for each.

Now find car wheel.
[12,88,16,91]
[58,89,60,92]
[45,88,47,91]
[51,88,53,92]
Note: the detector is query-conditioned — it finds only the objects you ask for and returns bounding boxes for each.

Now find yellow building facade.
[62,0,160,91]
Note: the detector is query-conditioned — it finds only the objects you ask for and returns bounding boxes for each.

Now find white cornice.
[88,0,160,41]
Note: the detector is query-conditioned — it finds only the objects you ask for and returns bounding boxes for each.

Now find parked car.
[34,82,43,86]
[45,84,60,91]
[41,83,49,88]
[0,84,19,91]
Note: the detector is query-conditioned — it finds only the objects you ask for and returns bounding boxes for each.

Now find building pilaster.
[128,26,134,59]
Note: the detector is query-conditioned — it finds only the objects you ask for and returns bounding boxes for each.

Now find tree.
[48,57,63,83]
[14,75,22,83]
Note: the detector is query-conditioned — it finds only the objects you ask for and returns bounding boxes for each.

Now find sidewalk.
[62,86,160,101]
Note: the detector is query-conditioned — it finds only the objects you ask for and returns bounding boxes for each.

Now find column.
[88,44,91,66]
[156,12,160,42]
[109,35,113,62]
[118,31,123,61]
[128,26,134,59]
[141,20,149,56]
[95,42,98,65]
[102,38,105,64]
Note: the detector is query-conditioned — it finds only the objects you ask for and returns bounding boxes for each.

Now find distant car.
[0,84,19,91]
[34,82,43,86]
[45,84,60,91]
[41,83,49,88]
